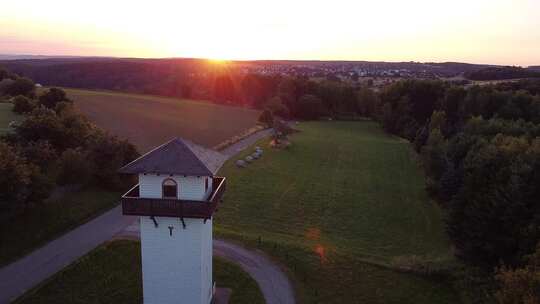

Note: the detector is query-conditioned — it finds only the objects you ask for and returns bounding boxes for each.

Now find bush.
[4,77,35,97]
[12,95,37,114]
[39,88,71,109]
[57,148,93,186]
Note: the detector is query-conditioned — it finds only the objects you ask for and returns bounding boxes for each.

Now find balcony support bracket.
[150,216,158,228]
[180,217,186,229]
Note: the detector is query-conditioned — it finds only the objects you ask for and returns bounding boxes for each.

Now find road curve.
[214,239,295,304]
[118,223,295,304]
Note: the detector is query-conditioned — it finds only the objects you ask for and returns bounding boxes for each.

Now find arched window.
[162,178,177,199]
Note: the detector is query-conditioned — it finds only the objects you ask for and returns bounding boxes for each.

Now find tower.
[119,138,226,304]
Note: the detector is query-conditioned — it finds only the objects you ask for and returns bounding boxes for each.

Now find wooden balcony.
[121,177,226,219]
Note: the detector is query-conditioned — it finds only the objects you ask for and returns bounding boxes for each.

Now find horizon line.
[0,53,537,68]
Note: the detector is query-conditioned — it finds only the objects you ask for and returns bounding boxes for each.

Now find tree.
[421,128,447,181]
[0,79,15,96]
[38,88,71,109]
[357,87,378,117]
[0,143,33,211]
[87,133,139,189]
[429,111,447,133]
[265,96,289,118]
[12,95,37,114]
[495,244,540,304]
[297,94,325,120]
[15,107,65,148]
[5,77,35,97]
[258,110,274,127]
[57,148,93,185]
[213,74,237,104]
[0,68,9,81]
[447,136,540,267]
[19,140,57,169]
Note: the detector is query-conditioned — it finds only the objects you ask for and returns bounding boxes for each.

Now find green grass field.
[64,88,261,152]
[15,240,264,304]
[214,121,459,303]
[0,102,22,134]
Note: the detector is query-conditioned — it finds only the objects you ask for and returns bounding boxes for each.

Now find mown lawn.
[0,188,121,266]
[0,102,21,134]
[64,88,261,152]
[215,121,459,303]
[15,240,264,304]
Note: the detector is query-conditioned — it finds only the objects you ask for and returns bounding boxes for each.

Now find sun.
[207,58,230,65]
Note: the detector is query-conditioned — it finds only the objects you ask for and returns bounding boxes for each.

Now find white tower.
[119,138,226,304]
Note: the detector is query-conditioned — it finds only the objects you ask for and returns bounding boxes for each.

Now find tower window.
[162,178,178,199]
[205,178,209,192]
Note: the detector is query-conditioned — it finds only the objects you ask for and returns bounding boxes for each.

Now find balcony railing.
[121,177,226,219]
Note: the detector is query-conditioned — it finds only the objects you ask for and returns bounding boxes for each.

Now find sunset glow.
[1,0,539,65]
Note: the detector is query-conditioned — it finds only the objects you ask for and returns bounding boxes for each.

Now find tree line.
[375,78,540,303]
[0,68,138,216]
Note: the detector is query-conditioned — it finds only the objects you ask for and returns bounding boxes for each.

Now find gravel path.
[0,127,295,304]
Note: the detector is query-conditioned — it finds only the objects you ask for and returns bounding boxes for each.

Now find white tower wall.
[140,216,213,304]
[138,174,213,200]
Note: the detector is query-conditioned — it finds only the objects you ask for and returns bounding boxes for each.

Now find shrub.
[12,95,37,114]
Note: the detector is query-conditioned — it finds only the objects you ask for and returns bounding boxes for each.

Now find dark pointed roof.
[118,138,225,176]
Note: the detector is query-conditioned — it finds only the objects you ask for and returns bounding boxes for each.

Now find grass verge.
[15,240,264,304]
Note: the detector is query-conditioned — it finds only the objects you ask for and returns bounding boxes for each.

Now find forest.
[376,78,540,303]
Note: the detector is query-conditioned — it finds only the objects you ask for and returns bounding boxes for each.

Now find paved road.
[0,127,295,304]
[220,128,273,158]
[0,206,137,304]
[119,224,295,304]
[214,240,295,304]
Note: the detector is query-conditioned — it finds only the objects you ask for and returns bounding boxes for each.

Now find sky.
[1,0,539,66]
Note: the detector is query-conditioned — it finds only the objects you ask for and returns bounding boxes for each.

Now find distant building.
[119,138,226,304]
